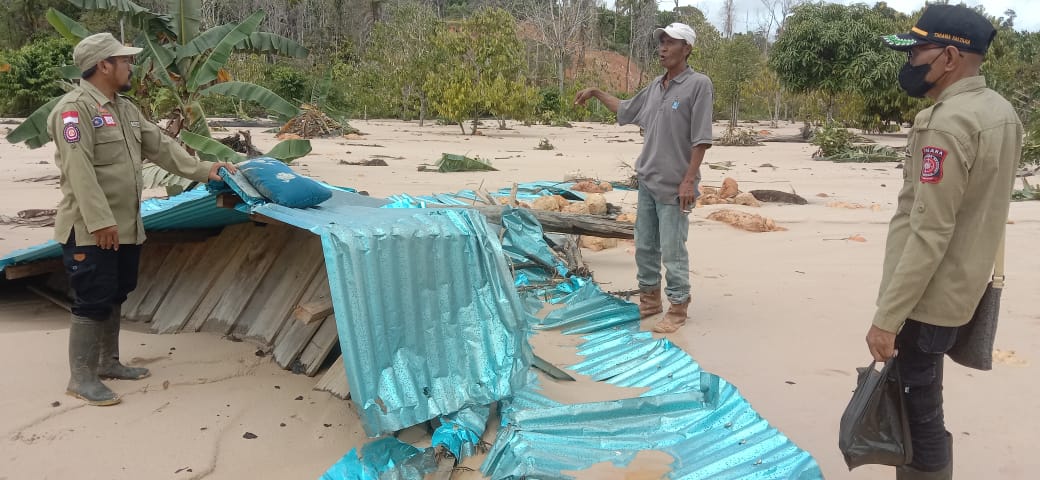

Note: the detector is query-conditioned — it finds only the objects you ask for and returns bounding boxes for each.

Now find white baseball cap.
[654,23,697,46]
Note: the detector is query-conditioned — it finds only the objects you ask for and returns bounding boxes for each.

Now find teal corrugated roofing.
[0,187,249,273]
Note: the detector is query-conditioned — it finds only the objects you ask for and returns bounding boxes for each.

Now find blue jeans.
[635,186,691,304]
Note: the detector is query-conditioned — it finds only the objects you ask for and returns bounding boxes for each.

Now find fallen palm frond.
[715,127,763,146]
[429,153,498,173]
[0,209,57,227]
[822,144,903,163]
[1012,178,1039,201]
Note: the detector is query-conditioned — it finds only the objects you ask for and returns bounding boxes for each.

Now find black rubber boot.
[98,306,150,380]
[67,316,120,406]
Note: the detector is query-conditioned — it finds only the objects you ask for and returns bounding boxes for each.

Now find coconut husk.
[580,236,619,251]
[585,193,608,215]
[720,177,740,199]
[733,192,761,207]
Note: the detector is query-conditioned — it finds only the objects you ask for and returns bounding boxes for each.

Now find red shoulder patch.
[920,146,946,184]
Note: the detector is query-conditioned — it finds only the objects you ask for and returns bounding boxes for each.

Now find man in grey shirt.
[575,22,713,334]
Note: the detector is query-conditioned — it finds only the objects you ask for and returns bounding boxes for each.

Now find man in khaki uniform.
[871,5,1021,479]
[50,33,235,406]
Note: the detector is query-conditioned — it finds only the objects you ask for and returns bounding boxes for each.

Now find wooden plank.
[298,315,339,376]
[313,355,350,400]
[26,285,71,312]
[238,232,324,344]
[216,193,242,209]
[273,270,331,369]
[194,224,293,335]
[150,223,254,334]
[4,259,63,280]
[125,241,205,322]
[293,298,333,325]
[145,228,223,244]
[122,243,172,318]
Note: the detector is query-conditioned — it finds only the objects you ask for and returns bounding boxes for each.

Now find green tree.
[424,8,534,134]
[713,34,763,128]
[769,2,900,121]
[6,0,310,165]
[0,37,73,116]
[364,0,440,125]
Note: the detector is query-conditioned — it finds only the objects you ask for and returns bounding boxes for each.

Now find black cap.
[882,4,996,55]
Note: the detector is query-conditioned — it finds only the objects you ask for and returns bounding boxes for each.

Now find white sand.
[1,118,1037,479]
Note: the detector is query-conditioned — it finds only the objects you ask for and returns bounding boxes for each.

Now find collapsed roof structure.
[0,167,821,479]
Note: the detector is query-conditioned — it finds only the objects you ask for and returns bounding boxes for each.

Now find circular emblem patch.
[922,155,938,176]
[63,123,80,143]
[92,116,104,128]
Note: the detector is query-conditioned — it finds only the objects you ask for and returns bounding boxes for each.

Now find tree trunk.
[557,53,566,97]
[458,121,466,134]
[419,95,428,127]
[440,206,635,239]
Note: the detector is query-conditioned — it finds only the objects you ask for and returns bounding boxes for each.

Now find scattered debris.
[570,180,613,193]
[750,190,808,205]
[715,127,763,146]
[719,178,740,199]
[580,236,618,251]
[707,209,786,232]
[339,159,388,166]
[707,161,734,171]
[536,138,555,150]
[419,153,498,173]
[50,401,61,407]
[616,213,636,223]
[242,432,258,439]
[1012,178,1038,201]
[733,192,761,207]
[0,209,57,227]
[217,130,262,157]
[17,174,60,183]
[278,104,357,139]
[584,193,608,215]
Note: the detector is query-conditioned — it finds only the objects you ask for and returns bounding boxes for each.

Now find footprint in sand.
[993,349,1028,367]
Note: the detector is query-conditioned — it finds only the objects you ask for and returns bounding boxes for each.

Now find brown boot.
[653,301,689,334]
[639,287,663,318]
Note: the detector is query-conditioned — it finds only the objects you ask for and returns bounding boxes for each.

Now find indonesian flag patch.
[61,111,79,124]
[921,146,946,184]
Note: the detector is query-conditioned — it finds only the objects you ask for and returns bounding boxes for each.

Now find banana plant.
[6,0,310,168]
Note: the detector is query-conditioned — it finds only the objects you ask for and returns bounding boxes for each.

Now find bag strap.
[993,226,1006,289]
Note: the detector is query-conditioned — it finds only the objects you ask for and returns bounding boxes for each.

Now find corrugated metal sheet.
[0,187,248,273]
[320,207,532,436]
[482,375,821,479]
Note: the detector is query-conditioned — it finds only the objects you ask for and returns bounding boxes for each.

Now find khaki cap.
[73,33,143,72]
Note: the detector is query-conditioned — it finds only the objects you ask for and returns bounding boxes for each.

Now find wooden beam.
[27,285,71,312]
[439,205,635,239]
[293,298,334,325]
[4,258,63,280]
[216,192,242,209]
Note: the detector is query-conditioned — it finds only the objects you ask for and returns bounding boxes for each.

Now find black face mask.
[898,51,945,98]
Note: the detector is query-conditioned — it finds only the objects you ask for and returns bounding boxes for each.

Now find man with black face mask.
[868,5,1022,479]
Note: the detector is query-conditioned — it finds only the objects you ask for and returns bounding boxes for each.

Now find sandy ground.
[0,118,1038,479]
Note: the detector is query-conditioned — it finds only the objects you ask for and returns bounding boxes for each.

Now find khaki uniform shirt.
[47,81,214,247]
[874,76,1021,332]
[618,67,714,204]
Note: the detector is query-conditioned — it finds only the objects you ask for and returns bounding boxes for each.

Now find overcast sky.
[617,1,1037,33]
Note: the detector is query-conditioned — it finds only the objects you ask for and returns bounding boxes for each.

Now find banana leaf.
[266,139,312,164]
[436,153,498,172]
[311,67,334,107]
[138,33,179,91]
[68,0,172,37]
[141,162,193,190]
[6,96,62,149]
[236,32,309,58]
[180,131,244,163]
[200,82,299,120]
[46,8,91,41]
[171,0,202,45]
[175,24,234,60]
[187,11,264,91]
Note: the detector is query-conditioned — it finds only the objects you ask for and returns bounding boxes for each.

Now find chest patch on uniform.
[91,116,104,128]
[61,111,79,124]
[921,146,946,184]
[63,123,80,143]
[130,120,140,128]
[103,115,116,126]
